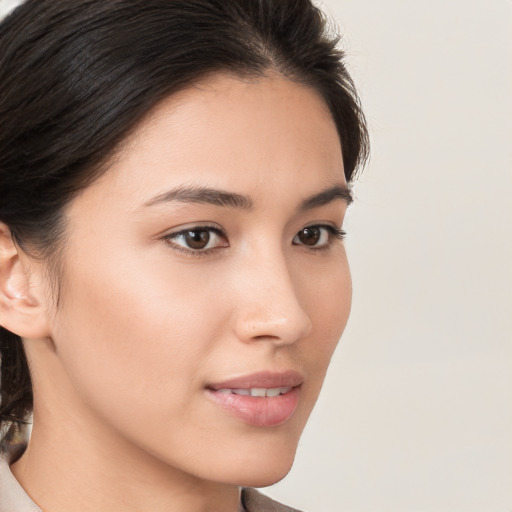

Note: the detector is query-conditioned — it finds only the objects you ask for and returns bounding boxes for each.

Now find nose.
[231,252,312,346]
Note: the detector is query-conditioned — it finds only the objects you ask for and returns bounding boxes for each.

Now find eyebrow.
[143,185,253,210]
[298,184,353,210]
[142,184,352,211]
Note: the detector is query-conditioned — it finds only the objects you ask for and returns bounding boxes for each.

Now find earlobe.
[0,222,51,339]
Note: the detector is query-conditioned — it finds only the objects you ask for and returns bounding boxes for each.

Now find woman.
[0,0,368,510]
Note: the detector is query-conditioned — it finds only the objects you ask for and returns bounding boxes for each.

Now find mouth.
[205,371,303,427]
[216,386,293,397]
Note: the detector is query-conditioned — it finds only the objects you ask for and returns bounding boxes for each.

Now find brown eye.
[183,229,210,249]
[297,226,321,246]
[293,225,338,248]
[165,226,228,253]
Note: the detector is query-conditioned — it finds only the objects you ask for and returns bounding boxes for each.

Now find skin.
[3,73,352,512]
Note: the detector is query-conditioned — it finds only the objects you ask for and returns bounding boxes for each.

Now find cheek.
[294,250,351,397]
[301,249,351,344]
[51,253,226,428]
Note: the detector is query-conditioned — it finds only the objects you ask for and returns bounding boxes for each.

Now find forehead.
[78,73,345,212]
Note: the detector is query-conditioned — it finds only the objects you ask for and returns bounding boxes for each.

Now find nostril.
[252,334,279,341]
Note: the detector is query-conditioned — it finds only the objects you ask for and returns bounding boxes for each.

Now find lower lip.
[205,386,301,427]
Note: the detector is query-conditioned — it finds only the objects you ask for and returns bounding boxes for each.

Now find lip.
[205,371,303,427]
[207,370,304,391]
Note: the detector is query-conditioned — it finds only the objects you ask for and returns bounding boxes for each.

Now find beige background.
[1,0,511,510]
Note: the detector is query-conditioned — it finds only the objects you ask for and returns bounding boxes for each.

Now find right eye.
[163,226,229,254]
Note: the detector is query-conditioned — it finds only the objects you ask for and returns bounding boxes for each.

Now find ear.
[0,222,51,339]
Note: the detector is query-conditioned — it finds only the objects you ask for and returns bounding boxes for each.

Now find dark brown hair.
[0,0,368,438]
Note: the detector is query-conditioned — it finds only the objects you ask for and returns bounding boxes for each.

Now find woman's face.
[40,73,351,486]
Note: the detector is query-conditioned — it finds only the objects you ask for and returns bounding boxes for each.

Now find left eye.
[165,227,227,252]
[292,225,342,248]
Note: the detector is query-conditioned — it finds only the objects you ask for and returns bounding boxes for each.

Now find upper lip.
[207,370,304,390]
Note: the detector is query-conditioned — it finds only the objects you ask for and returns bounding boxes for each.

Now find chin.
[212,437,299,488]
[209,410,311,487]
[230,458,295,488]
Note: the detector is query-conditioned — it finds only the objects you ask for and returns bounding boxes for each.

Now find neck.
[11,408,241,512]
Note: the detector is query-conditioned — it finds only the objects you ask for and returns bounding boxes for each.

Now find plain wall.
[1,0,510,510]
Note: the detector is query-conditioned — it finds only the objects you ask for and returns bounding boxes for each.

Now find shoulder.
[241,488,305,512]
[0,442,42,512]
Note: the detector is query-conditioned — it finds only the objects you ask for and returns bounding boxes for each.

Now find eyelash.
[163,224,346,257]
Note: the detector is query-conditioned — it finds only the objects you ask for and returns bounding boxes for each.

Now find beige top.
[0,443,303,512]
